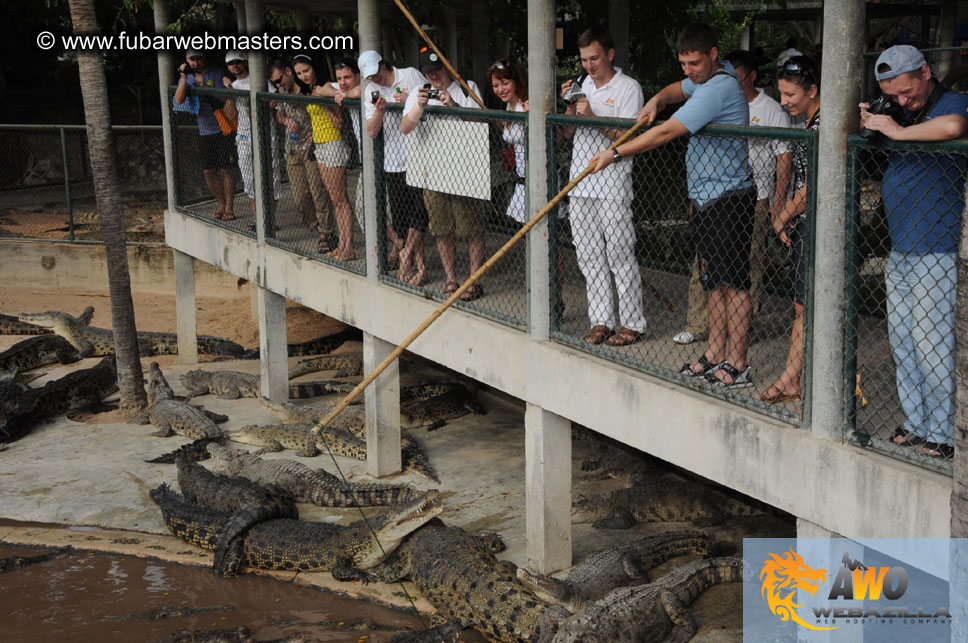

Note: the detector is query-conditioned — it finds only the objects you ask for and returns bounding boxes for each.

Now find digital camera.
[423,83,440,101]
[563,78,586,105]
[860,95,905,141]
[371,91,380,104]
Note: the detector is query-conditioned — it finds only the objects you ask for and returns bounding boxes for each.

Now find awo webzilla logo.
[760,547,952,630]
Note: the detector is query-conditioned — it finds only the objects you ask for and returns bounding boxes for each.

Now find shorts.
[695,187,756,293]
[384,171,428,235]
[314,140,350,167]
[789,217,807,305]
[424,189,485,237]
[236,135,255,198]
[199,132,235,171]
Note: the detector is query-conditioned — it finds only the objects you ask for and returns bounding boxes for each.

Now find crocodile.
[541,557,743,643]
[0,306,93,336]
[286,327,363,356]
[0,546,72,573]
[180,369,347,401]
[375,519,546,643]
[147,436,224,464]
[0,356,118,444]
[287,352,364,379]
[207,443,419,507]
[516,531,716,613]
[572,481,772,529]
[150,483,442,581]
[401,388,487,430]
[176,457,298,576]
[18,309,256,359]
[0,334,80,373]
[142,363,223,440]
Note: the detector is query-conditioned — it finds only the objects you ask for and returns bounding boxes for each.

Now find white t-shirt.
[568,69,644,201]
[364,67,427,172]
[230,76,276,137]
[331,81,363,157]
[748,88,792,200]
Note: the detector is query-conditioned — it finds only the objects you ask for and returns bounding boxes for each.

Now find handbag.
[502,144,516,173]
[214,108,237,136]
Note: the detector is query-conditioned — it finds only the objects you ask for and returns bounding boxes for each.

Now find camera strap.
[575,72,588,91]
[911,79,947,126]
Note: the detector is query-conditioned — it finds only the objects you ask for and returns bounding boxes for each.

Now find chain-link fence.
[373,102,529,328]
[845,135,967,473]
[0,124,165,242]
[547,115,816,423]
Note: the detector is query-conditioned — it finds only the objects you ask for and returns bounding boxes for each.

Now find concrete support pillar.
[236,1,247,34]
[608,0,629,70]
[359,0,380,280]
[526,0,555,340]
[153,0,176,213]
[808,0,864,441]
[739,25,751,51]
[257,287,287,401]
[244,0,267,244]
[471,2,489,98]
[172,250,198,364]
[363,333,402,477]
[445,10,459,70]
[935,0,958,81]
[796,519,863,643]
[525,404,572,573]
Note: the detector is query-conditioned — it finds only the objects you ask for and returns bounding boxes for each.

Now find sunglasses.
[489,60,508,71]
[782,60,816,80]
[227,60,245,66]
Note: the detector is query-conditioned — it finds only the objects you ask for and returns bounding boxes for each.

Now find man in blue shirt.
[591,23,756,390]
[860,45,968,459]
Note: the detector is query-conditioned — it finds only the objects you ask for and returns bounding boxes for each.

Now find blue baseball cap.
[875,45,927,81]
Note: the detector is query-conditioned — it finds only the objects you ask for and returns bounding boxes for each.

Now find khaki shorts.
[424,189,485,237]
[314,139,350,167]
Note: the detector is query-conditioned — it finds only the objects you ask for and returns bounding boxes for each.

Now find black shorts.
[695,187,756,293]
[384,171,428,236]
[199,132,235,171]
[789,217,807,305]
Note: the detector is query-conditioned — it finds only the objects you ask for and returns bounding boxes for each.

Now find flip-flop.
[920,442,954,459]
[890,427,926,447]
[755,384,801,403]
[221,213,236,221]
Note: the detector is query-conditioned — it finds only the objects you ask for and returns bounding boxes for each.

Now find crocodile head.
[179,369,209,388]
[356,489,443,568]
[146,362,175,403]
[206,443,246,475]
[570,493,605,524]
[18,310,77,332]
[516,567,576,612]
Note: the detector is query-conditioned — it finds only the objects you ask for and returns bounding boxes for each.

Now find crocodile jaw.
[356,490,443,568]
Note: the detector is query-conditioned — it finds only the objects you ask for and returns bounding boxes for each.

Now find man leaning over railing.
[859,45,968,461]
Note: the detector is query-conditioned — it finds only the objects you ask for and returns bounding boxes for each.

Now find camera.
[371,91,380,105]
[860,94,905,141]
[563,78,586,105]
[423,83,440,101]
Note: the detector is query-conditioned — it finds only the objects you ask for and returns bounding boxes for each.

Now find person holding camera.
[859,45,968,459]
[753,55,821,405]
[361,50,430,285]
[560,27,646,347]
[174,50,236,221]
[401,48,486,300]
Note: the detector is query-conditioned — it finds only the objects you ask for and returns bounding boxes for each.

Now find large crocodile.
[401,387,487,430]
[0,306,93,336]
[141,363,223,440]
[0,546,72,573]
[516,531,716,613]
[287,352,364,379]
[0,356,118,444]
[541,557,744,643]
[0,334,80,373]
[19,309,256,359]
[180,369,347,401]
[377,519,546,643]
[207,443,419,507]
[572,481,772,529]
[176,457,298,576]
[286,327,363,356]
[150,483,442,581]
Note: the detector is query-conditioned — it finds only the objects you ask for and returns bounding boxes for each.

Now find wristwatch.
[612,148,622,162]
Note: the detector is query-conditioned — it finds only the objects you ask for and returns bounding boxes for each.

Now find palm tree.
[67,0,147,414]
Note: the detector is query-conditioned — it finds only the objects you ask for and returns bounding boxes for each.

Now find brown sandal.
[583,325,612,345]
[605,327,641,346]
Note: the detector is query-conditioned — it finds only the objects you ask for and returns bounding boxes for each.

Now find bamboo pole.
[312,115,652,435]
[391,0,486,108]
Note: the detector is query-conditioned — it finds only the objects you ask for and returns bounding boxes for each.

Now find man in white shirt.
[361,50,430,285]
[401,48,487,300]
[560,27,646,347]
[673,49,792,345]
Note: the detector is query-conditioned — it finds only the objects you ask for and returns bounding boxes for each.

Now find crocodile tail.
[213,537,245,577]
[288,381,331,399]
[403,446,440,484]
[148,484,229,551]
[196,335,252,358]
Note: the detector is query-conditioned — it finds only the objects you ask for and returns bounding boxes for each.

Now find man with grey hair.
[860,44,968,460]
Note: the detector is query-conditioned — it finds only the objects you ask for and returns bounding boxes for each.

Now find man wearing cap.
[401,48,486,300]
[360,49,430,285]
[174,51,237,220]
[860,44,968,459]
[222,51,282,221]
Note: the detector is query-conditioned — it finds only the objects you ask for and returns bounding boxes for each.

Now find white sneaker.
[673,330,697,345]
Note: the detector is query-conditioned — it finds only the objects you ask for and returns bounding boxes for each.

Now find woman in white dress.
[488,58,529,223]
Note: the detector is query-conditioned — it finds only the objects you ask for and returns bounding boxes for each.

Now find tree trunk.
[68,0,147,414]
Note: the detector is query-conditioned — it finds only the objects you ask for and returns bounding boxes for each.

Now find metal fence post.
[60,127,74,241]
[843,145,861,434]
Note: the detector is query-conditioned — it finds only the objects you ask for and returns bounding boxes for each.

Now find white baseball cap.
[186,50,204,61]
[358,50,383,78]
[225,51,247,64]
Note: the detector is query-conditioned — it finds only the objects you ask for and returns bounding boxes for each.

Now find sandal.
[443,281,460,297]
[317,236,336,254]
[460,283,483,301]
[920,441,954,459]
[408,272,427,287]
[679,355,723,378]
[583,325,612,345]
[704,362,753,389]
[891,427,926,447]
[605,327,642,347]
[755,385,801,404]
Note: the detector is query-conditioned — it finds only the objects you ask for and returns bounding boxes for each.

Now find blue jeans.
[885,251,957,446]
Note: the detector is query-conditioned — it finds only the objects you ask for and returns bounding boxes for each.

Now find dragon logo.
[760,547,837,631]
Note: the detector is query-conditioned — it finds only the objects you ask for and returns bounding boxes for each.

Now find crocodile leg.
[217,388,242,400]
[332,555,377,583]
[661,590,699,643]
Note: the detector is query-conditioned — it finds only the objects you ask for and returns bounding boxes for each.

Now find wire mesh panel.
[373,101,529,328]
[258,92,365,274]
[549,115,815,422]
[845,136,968,472]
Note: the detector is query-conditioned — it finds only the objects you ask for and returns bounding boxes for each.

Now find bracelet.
[612,148,622,162]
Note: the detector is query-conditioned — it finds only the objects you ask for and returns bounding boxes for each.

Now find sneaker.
[673,330,697,345]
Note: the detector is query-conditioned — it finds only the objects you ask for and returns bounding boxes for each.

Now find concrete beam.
[257,286,287,401]
[363,333,402,477]
[525,403,572,573]
[172,249,198,364]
